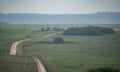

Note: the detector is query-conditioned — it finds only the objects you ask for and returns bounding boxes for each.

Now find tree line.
[41,27,65,31]
[63,26,115,35]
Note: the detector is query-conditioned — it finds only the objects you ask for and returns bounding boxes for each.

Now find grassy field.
[21,30,120,72]
[0,24,59,72]
[0,24,120,72]
[0,28,40,55]
[0,24,55,55]
[0,56,37,72]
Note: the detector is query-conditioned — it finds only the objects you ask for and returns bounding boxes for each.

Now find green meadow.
[0,56,37,72]
[0,24,120,72]
[21,31,120,72]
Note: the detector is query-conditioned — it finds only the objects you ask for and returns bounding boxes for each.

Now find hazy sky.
[0,0,120,14]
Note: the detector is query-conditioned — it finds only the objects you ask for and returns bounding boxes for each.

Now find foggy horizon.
[0,11,120,14]
[0,0,120,14]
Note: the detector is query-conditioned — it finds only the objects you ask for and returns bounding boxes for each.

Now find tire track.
[33,56,46,72]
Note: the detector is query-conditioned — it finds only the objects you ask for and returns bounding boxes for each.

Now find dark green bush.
[53,37,64,43]
[87,67,120,72]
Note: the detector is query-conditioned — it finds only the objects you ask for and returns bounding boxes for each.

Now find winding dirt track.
[9,32,60,72]
[33,57,46,72]
[9,40,25,55]
[9,38,33,55]
[9,32,58,55]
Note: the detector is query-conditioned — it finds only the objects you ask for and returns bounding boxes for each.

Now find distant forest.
[64,26,115,35]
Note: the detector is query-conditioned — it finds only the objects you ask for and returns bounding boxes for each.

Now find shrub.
[53,37,64,43]
[87,67,120,72]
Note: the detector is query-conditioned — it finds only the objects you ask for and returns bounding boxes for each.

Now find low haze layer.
[0,0,120,14]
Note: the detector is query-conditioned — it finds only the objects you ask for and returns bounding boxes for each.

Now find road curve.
[33,56,46,72]
[9,40,23,55]
[9,32,61,72]
[9,32,60,55]
[9,39,31,55]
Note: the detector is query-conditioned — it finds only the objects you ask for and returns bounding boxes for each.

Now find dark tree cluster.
[53,37,64,43]
[87,67,120,72]
[64,26,115,35]
[41,27,50,31]
[37,37,73,44]
[41,27,64,31]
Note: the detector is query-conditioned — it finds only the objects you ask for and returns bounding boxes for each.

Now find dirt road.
[9,32,60,55]
[33,56,46,72]
[9,40,23,55]
[9,39,31,55]
[43,32,58,38]
[9,32,61,72]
